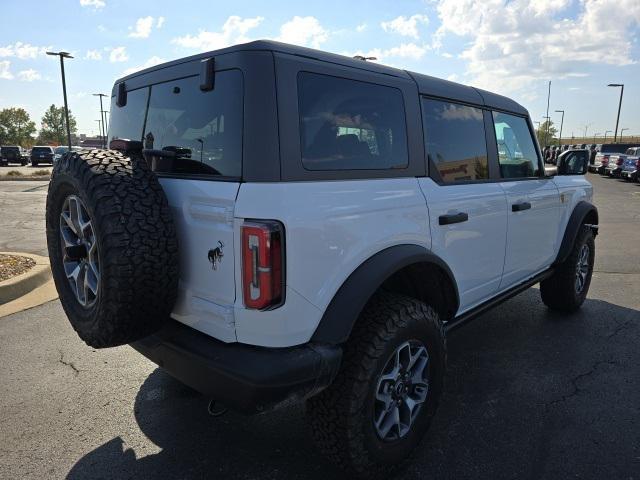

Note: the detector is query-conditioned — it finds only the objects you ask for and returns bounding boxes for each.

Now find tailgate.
[159,178,240,342]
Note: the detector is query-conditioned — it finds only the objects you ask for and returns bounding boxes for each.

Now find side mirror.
[557,151,588,175]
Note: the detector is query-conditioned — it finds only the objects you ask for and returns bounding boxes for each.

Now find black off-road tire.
[46,149,179,348]
[306,292,446,478]
[540,225,595,312]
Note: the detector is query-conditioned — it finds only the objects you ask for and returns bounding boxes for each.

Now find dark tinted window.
[422,98,489,183]
[298,72,408,171]
[143,70,243,177]
[492,111,540,178]
[108,87,149,143]
[32,146,53,154]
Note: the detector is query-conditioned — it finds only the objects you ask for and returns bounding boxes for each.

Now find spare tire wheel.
[46,149,179,348]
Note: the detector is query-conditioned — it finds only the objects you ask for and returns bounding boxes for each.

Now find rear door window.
[108,87,149,143]
[143,70,243,177]
[421,98,489,183]
[492,111,540,178]
[297,72,408,171]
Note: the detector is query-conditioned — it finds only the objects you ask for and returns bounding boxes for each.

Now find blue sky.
[1,0,639,140]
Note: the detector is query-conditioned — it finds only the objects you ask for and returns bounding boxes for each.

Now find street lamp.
[607,83,624,142]
[95,119,102,140]
[603,130,612,143]
[46,51,74,149]
[620,128,629,140]
[555,109,564,147]
[93,93,108,149]
[542,115,551,148]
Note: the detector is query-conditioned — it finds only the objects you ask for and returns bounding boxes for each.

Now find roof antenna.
[353,55,377,61]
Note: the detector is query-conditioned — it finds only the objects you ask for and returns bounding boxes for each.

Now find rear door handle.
[439,212,469,225]
[512,201,532,212]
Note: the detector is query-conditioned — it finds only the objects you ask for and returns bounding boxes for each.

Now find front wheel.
[541,225,595,312]
[306,292,446,478]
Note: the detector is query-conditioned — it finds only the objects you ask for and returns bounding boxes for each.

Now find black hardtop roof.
[115,39,528,116]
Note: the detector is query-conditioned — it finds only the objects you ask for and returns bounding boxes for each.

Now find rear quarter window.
[108,87,149,143]
[297,72,408,171]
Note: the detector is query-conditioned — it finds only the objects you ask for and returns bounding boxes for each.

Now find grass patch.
[32,169,51,176]
[6,170,23,176]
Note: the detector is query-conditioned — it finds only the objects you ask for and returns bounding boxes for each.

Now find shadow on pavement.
[67,290,639,479]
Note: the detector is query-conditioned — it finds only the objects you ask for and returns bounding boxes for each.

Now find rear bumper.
[621,170,637,180]
[131,319,342,414]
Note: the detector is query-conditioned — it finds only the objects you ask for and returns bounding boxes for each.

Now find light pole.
[620,128,629,140]
[555,109,564,146]
[544,81,551,148]
[542,115,551,147]
[95,119,102,140]
[93,93,108,148]
[607,83,624,142]
[603,130,612,143]
[46,51,74,149]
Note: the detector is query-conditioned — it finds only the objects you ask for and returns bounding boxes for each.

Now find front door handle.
[512,201,532,212]
[439,212,469,225]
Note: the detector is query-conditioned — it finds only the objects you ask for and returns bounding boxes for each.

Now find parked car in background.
[589,144,638,174]
[0,145,28,166]
[620,147,640,181]
[604,146,640,177]
[53,146,83,163]
[30,146,55,166]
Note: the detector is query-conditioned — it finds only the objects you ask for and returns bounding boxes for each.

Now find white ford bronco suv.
[46,41,598,477]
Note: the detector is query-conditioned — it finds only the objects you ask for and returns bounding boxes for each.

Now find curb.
[0,252,52,305]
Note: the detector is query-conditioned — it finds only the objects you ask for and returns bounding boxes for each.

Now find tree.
[38,104,77,145]
[535,119,558,147]
[0,108,37,147]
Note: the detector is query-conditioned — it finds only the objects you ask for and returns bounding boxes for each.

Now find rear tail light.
[241,220,285,310]
[617,158,624,166]
[636,159,640,169]
[602,155,609,165]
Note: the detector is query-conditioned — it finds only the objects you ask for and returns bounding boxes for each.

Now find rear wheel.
[541,225,595,312]
[306,292,446,478]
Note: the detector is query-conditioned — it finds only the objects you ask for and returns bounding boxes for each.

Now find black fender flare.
[310,244,459,344]
[554,200,599,266]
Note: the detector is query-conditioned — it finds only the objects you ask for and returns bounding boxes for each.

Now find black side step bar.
[444,268,555,333]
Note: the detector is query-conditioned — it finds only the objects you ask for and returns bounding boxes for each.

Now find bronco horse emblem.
[208,241,224,270]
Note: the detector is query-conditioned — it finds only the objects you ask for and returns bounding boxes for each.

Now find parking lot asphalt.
[0,174,638,479]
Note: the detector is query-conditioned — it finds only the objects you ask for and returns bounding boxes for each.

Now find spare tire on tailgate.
[46,149,179,348]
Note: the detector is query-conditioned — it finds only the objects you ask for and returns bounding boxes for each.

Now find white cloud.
[129,16,155,38]
[85,49,102,60]
[0,42,49,59]
[381,14,429,39]
[17,69,41,82]
[172,16,263,51]
[441,52,453,58]
[109,46,129,62]
[356,23,367,33]
[434,0,640,94]
[123,56,166,76]
[0,61,13,80]
[80,0,105,8]
[276,16,328,48]
[347,42,428,66]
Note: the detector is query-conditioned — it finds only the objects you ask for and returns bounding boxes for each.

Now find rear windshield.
[32,147,52,154]
[109,69,243,178]
[1,146,19,153]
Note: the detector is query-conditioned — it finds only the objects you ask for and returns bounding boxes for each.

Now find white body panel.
[159,173,591,348]
[418,178,508,313]
[159,178,240,343]
[233,178,431,347]
[499,179,562,288]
